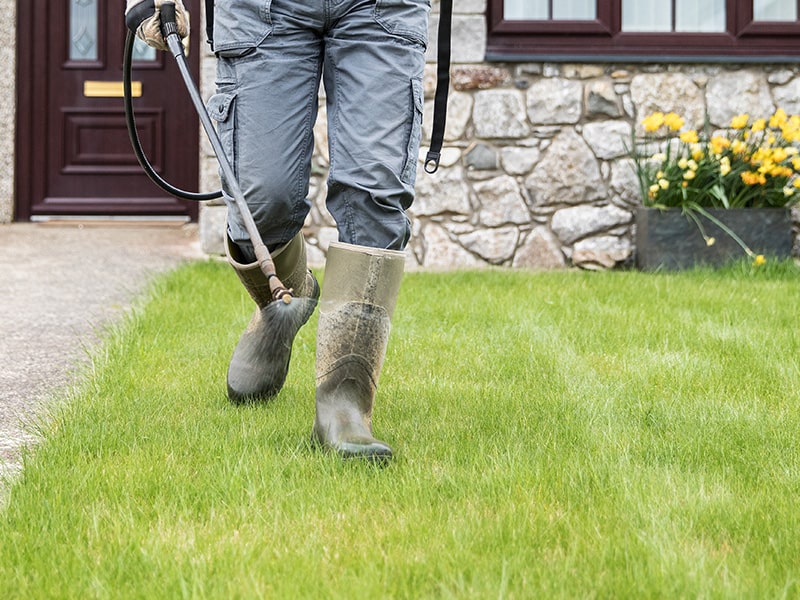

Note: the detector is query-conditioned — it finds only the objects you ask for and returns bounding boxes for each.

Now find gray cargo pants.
[208,0,429,253]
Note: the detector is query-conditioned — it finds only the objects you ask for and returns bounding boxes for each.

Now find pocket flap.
[207,92,237,123]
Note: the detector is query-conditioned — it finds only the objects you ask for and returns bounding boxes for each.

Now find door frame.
[15,0,201,221]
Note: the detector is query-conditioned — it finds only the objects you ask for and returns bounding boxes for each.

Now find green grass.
[2,259,800,599]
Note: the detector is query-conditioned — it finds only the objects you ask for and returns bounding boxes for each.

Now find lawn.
[1,260,799,599]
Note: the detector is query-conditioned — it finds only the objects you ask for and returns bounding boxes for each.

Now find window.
[487,0,800,61]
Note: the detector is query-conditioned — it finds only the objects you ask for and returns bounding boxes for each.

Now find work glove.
[125,0,190,52]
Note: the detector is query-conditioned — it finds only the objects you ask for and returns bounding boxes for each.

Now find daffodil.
[680,130,699,144]
[741,171,767,186]
[663,112,685,131]
[770,108,788,128]
[731,113,750,129]
[720,156,731,176]
[710,136,731,155]
[642,112,665,132]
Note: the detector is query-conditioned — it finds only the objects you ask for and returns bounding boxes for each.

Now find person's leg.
[211,0,325,401]
[321,0,429,251]
[212,0,326,252]
[312,0,429,459]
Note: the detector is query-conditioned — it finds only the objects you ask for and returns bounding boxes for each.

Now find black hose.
[123,29,222,201]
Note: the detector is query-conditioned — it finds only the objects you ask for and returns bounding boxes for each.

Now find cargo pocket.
[401,79,424,185]
[373,0,430,49]
[213,0,273,57]
[207,92,237,176]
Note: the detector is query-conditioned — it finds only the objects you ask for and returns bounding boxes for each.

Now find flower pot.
[635,207,793,270]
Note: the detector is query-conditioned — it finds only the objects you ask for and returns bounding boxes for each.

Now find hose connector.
[159,2,180,40]
[125,0,156,32]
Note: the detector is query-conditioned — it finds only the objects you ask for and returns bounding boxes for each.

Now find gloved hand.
[125,0,190,52]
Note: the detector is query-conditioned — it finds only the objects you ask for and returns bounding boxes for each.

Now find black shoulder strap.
[424,0,452,175]
[205,0,215,47]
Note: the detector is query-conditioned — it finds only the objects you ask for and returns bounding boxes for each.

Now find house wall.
[196,0,800,268]
[0,0,16,223]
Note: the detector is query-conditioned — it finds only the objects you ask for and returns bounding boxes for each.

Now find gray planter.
[635,207,793,270]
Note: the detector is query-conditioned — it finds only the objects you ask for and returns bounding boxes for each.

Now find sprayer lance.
[157,2,294,304]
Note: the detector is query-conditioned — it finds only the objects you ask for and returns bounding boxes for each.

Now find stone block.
[474,175,530,226]
[512,226,566,269]
[705,71,774,128]
[525,129,605,207]
[527,78,583,125]
[199,204,227,256]
[630,73,705,131]
[474,90,531,139]
[551,205,633,245]
[582,120,631,160]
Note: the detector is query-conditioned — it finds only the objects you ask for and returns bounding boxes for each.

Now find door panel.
[16,0,201,220]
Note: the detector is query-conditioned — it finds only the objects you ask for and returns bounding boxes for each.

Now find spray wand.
[127,2,294,304]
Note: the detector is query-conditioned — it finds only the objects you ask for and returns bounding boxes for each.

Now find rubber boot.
[226,232,319,402]
[312,242,405,461]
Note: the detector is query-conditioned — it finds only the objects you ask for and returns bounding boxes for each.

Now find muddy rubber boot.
[312,242,405,462]
[226,232,319,403]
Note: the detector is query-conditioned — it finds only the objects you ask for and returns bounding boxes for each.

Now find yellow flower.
[757,160,775,175]
[720,156,731,176]
[663,112,685,131]
[658,178,670,189]
[731,139,748,154]
[710,136,731,155]
[684,170,696,180]
[678,157,689,169]
[642,112,665,132]
[649,184,660,195]
[706,237,716,247]
[731,113,750,129]
[741,171,767,186]
[782,117,800,142]
[794,178,800,189]
[770,108,788,128]
[751,118,766,132]
[680,130,699,144]
[753,254,766,267]
[751,147,771,164]
[770,165,793,178]
[771,147,788,164]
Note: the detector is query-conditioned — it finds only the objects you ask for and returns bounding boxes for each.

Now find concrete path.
[0,222,204,487]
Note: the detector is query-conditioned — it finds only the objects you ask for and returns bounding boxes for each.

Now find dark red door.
[16,0,202,220]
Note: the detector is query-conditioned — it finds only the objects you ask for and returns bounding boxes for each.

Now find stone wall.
[198,0,800,269]
[0,0,16,223]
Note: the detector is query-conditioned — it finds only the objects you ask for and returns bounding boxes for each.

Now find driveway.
[0,222,204,489]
